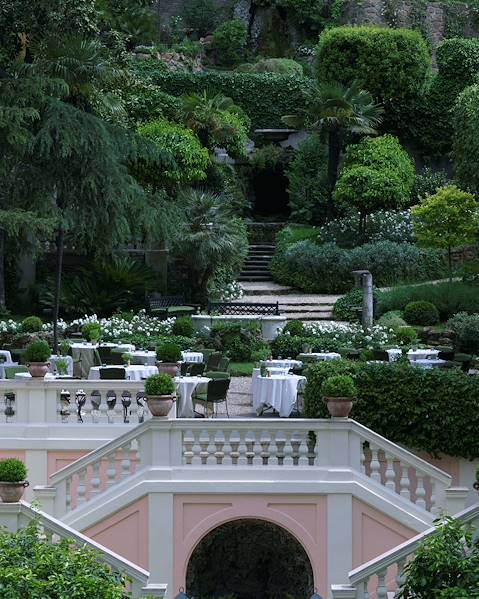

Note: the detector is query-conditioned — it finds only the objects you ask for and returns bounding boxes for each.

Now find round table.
[252,374,306,417]
[70,342,136,378]
[181,351,204,363]
[88,365,158,381]
[174,376,210,417]
[261,359,302,370]
[407,349,440,361]
[410,359,446,370]
[266,366,290,375]
[297,352,341,362]
[49,354,74,376]
[128,350,157,366]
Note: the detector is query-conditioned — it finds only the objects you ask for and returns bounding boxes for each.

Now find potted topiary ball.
[144,373,176,417]
[24,339,51,378]
[321,374,357,418]
[156,343,182,377]
[81,322,102,343]
[0,458,29,502]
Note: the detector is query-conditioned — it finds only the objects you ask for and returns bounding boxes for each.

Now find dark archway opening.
[186,518,314,599]
[252,168,291,219]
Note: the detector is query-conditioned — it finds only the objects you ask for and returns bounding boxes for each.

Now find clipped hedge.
[453,83,479,193]
[131,62,314,130]
[304,361,479,459]
[271,240,445,293]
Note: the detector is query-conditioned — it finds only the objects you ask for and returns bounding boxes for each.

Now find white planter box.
[192,315,286,340]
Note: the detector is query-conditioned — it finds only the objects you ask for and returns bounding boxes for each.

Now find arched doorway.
[185,518,314,599]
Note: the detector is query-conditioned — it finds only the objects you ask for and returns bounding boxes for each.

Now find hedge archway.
[185,518,314,599]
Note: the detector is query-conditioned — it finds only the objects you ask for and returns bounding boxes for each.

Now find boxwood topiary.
[282,320,305,336]
[321,374,357,398]
[144,373,175,396]
[394,326,418,346]
[21,316,43,333]
[172,316,195,338]
[404,300,439,326]
[81,322,102,342]
[24,339,51,363]
[156,343,182,363]
[0,458,27,482]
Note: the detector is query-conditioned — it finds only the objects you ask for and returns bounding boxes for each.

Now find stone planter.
[0,480,29,502]
[145,394,176,418]
[27,362,50,378]
[156,362,179,377]
[325,396,355,418]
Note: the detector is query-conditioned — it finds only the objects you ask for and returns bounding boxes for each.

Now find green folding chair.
[194,378,231,418]
[4,366,28,379]
[204,371,230,380]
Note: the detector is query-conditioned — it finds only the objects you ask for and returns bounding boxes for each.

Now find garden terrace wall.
[132,64,314,130]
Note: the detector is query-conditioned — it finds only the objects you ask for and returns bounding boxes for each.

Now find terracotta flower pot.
[156,362,179,378]
[27,362,50,378]
[145,394,176,417]
[0,480,29,502]
[325,396,355,418]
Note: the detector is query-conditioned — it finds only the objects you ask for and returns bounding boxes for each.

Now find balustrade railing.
[0,379,150,425]
[48,418,452,520]
[331,503,479,599]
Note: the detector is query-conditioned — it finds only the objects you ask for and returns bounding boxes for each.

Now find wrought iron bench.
[148,294,200,318]
[208,301,280,316]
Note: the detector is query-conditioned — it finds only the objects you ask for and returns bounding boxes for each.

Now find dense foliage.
[321,374,357,398]
[208,19,248,67]
[130,63,314,129]
[304,361,479,458]
[315,26,431,133]
[204,321,268,361]
[453,84,479,193]
[271,239,445,293]
[144,373,175,395]
[447,312,479,354]
[24,339,51,362]
[0,458,27,482]
[403,300,439,326]
[333,288,378,322]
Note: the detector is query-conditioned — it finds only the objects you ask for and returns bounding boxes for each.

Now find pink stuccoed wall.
[0,450,25,461]
[173,494,328,597]
[48,451,89,480]
[83,496,149,569]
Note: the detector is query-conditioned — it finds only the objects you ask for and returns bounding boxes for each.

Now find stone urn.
[156,362,180,378]
[0,480,29,502]
[27,362,50,378]
[325,396,355,418]
[145,394,176,418]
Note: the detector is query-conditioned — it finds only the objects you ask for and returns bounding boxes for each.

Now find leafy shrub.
[156,343,181,363]
[144,373,175,395]
[447,312,479,354]
[285,133,328,223]
[377,311,407,331]
[123,81,180,126]
[172,316,195,337]
[24,339,51,363]
[319,210,414,248]
[412,167,450,202]
[0,458,27,482]
[304,361,479,458]
[315,26,431,133]
[394,326,418,346]
[237,58,303,75]
[208,19,247,67]
[333,288,378,323]
[321,374,357,398]
[120,333,195,351]
[454,84,479,193]
[59,340,71,356]
[377,282,479,321]
[404,300,439,326]
[334,135,415,221]
[81,322,102,342]
[130,64,314,130]
[182,0,217,36]
[207,321,266,361]
[270,334,305,359]
[138,118,209,184]
[271,240,445,293]
[0,521,130,597]
[282,320,305,336]
[21,316,43,333]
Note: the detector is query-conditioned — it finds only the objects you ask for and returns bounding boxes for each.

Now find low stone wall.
[192,314,286,340]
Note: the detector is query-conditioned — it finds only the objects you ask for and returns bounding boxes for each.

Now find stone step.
[238,282,295,295]
[283,311,334,320]
[238,275,273,281]
[240,269,272,277]
[280,304,334,312]
[249,244,275,250]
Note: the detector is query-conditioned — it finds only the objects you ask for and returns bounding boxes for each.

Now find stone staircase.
[238,244,275,282]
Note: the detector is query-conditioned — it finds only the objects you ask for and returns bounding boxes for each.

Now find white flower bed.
[303,322,395,349]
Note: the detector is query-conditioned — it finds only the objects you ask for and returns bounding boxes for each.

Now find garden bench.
[207,301,280,316]
[147,294,200,318]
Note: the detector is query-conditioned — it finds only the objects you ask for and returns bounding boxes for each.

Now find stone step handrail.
[47,418,452,519]
[0,379,150,425]
[331,502,479,599]
[0,500,154,597]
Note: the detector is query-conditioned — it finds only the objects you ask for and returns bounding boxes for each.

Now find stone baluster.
[65,478,71,511]
[214,434,225,465]
[306,432,316,466]
[395,557,407,591]
[229,432,240,465]
[376,569,388,599]
[275,433,286,466]
[106,452,117,488]
[260,433,271,466]
[77,470,87,506]
[369,445,381,483]
[121,444,131,480]
[183,433,195,465]
[245,432,256,465]
[90,461,101,497]
[399,461,411,501]
[290,434,301,466]
[416,473,427,510]
[384,452,396,492]
[199,431,210,465]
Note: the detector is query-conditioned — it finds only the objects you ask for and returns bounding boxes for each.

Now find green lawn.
[229,362,255,376]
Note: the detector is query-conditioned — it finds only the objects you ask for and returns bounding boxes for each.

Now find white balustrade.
[331,504,479,599]
[0,379,150,425]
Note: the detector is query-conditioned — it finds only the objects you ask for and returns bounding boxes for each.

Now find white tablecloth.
[174,376,210,417]
[88,365,158,381]
[253,374,306,417]
[266,367,290,375]
[261,359,302,369]
[410,359,446,370]
[71,342,135,351]
[386,349,402,362]
[299,352,341,361]
[15,372,56,379]
[407,349,440,361]
[0,362,19,378]
[128,350,157,366]
[49,355,74,376]
[0,350,12,363]
[181,351,204,363]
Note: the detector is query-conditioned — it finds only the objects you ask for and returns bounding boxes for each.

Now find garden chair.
[98,346,123,366]
[180,362,190,376]
[193,378,231,418]
[188,363,205,377]
[218,356,230,372]
[206,352,223,371]
[4,366,28,379]
[204,371,230,380]
[99,367,126,380]
[200,349,215,364]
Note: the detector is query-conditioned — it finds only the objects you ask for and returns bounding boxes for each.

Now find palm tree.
[172,189,248,306]
[282,80,383,216]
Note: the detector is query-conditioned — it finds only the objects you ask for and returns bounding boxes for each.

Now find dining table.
[252,374,306,417]
[70,342,136,378]
[181,351,204,363]
[261,359,303,370]
[174,375,210,417]
[88,364,158,381]
[297,352,342,362]
[128,350,157,366]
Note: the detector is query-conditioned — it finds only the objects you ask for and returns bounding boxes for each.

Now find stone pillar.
[351,270,374,330]
[327,494,353,589]
[147,493,174,597]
